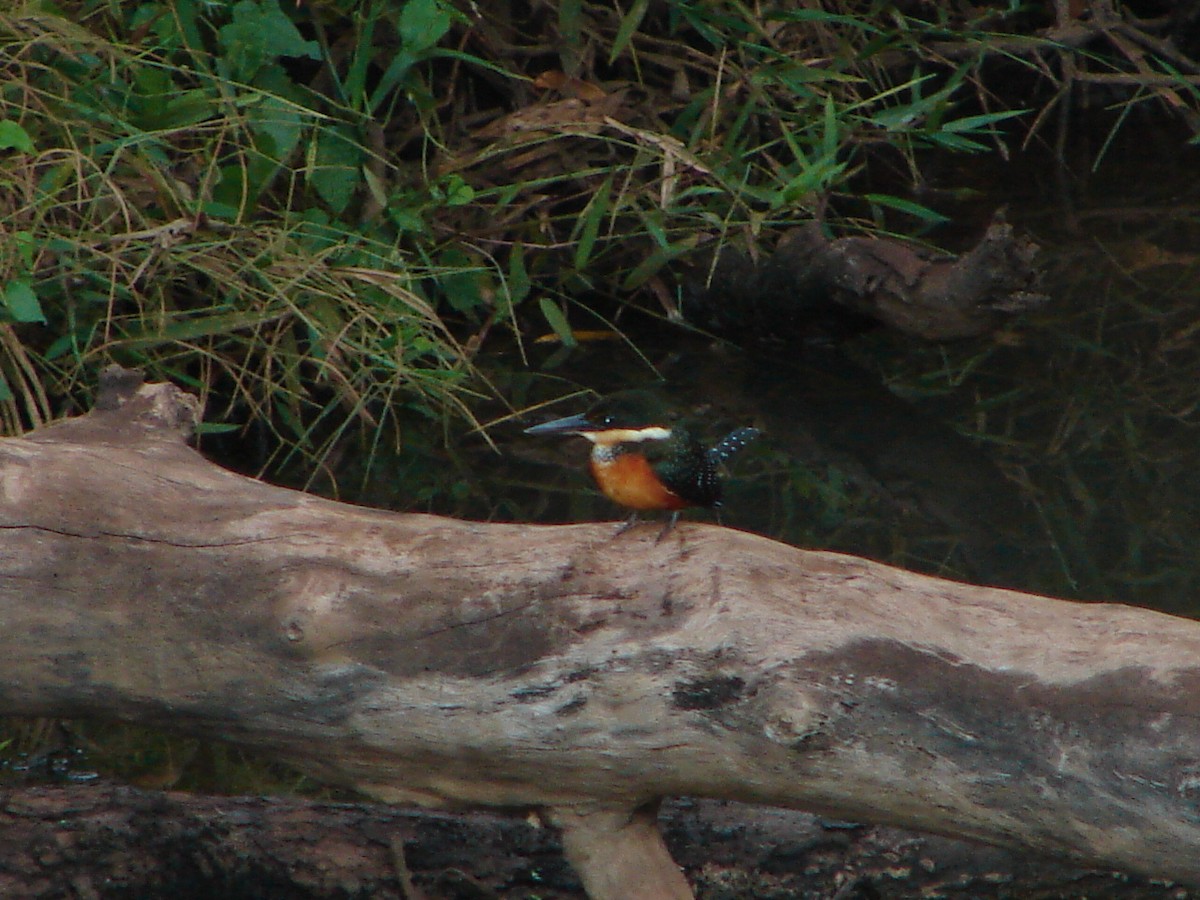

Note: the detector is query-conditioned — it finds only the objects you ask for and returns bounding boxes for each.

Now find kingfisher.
[524,392,760,538]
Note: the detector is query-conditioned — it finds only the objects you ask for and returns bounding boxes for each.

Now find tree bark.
[0,786,1182,899]
[2,371,1200,897]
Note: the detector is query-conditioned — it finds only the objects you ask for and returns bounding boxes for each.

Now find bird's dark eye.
[600,415,615,426]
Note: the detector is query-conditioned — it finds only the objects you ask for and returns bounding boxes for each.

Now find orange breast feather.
[590,453,688,511]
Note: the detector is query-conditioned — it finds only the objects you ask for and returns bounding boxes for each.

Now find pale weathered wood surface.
[2,372,1199,897]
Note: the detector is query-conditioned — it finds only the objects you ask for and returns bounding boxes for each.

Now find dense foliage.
[0,1,1119,458]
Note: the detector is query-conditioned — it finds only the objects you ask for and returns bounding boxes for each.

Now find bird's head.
[524,392,677,447]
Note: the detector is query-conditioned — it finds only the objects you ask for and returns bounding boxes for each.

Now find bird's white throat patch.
[581,426,672,446]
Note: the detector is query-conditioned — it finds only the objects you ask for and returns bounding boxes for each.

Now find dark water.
[339,123,1200,619]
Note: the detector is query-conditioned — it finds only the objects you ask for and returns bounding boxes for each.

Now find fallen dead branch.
[2,370,1200,898]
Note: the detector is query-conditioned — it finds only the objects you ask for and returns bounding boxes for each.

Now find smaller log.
[682,218,1047,341]
[0,785,1185,899]
[793,220,1047,339]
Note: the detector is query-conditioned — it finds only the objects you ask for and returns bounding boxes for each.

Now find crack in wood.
[0,522,310,549]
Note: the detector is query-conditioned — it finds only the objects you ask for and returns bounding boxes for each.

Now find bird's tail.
[708,427,761,464]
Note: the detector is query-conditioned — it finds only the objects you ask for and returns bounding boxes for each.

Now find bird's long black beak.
[524,413,594,436]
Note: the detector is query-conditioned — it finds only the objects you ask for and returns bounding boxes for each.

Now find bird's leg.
[614,511,681,542]
[655,511,680,543]
[613,511,641,537]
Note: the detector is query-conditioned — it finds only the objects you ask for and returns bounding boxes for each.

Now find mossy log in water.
[2,369,1200,899]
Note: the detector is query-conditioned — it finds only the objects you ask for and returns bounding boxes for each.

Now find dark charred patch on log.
[555,695,588,716]
[511,683,559,702]
[574,617,609,635]
[673,675,746,711]
[564,666,596,683]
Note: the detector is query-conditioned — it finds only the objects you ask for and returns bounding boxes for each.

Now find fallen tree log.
[0,787,1179,898]
[681,220,1046,342]
[2,370,1200,898]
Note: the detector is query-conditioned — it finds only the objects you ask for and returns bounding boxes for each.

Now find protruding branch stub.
[547,802,694,900]
[85,365,202,442]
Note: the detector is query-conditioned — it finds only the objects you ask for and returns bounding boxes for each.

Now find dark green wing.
[647,428,721,507]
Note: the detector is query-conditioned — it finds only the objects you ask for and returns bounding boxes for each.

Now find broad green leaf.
[863,193,951,225]
[2,279,45,324]
[844,72,936,117]
[45,332,81,361]
[210,163,253,220]
[437,174,475,206]
[439,250,486,313]
[249,95,307,162]
[309,124,365,214]
[428,48,526,82]
[642,214,668,250]
[559,0,582,46]
[218,0,320,81]
[574,176,612,270]
[371,50,420,112]
[343,0,381,106]
[117,310,281,347]
[609,0,650,63]
[924,131,990,152]
[13,231,34,269]
[538,298,576,346]
[156,90,216,129]
[942,109,1030,132]
[869,100,933,131]
[767,9,881,32]
[388,206,427,234]
[400,0,453,53]
[507,243,530,306]
[0,121,34,152]
[821,94,839,158]
[621,245,676,290]
[202,198,243,221]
